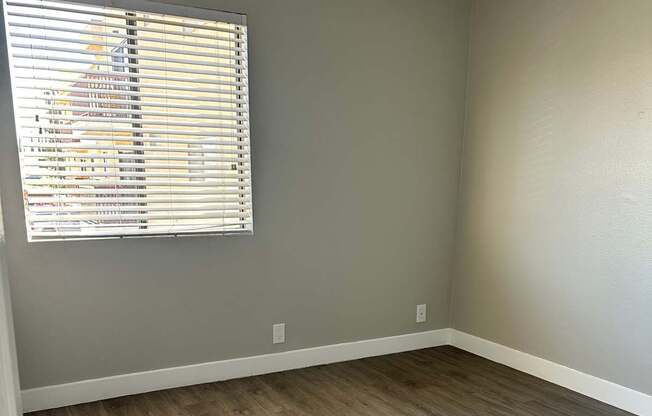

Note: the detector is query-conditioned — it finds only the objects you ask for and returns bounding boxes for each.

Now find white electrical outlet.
[272,323,285,344]
[416,304,427,323]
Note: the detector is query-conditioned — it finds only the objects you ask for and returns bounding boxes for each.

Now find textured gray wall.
[453,0,652,395]
[0,0,470,388]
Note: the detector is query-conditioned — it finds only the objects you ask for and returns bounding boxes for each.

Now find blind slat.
[23,161,248,171]
[29,226,251,239]
[15,76,246,95]
[19,105,246,121]
[30,195,251,205]
[12,64,244,86]
[30,204,251,213]
[20,142,248,155]
[16,86,245,104]
[21,152,244,163]
[24,187,249,196]
[20,126,247,138]
[23,179,249,187]
[23,169,249,179]
[30,211,251,222]
[18,106,245,121]
[24,168,249,178]
[20,115,244,129]
[17,94,242,112]
[12,53,245,76]
[11,43,242,68]
[21,134,248,146]
[10,32,244,59]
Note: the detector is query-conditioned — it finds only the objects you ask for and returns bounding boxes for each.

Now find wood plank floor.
[29,346,633,416]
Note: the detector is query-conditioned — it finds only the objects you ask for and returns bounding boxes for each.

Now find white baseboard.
[21,329,451,413]
[21,328,652,416]
[450,330,652,416]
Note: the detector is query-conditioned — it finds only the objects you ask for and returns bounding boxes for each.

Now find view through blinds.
[4,0,252,241]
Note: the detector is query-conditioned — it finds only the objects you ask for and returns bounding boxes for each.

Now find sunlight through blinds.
[3,0,252,241]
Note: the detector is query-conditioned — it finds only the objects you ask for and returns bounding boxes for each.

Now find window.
[3,0,252,241]
[110,38,127,73]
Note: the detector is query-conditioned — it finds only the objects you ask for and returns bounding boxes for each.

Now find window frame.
[3,0,253,242]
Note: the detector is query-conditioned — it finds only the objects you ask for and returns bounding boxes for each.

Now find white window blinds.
[3,0,252,241]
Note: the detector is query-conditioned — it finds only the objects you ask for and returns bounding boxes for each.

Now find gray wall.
[0,193,21,415]
[0,0,471,388]
[453,0,652,395]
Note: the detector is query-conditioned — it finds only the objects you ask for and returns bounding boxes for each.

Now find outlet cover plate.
[273,323,285,344]
[416,304,427,323]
